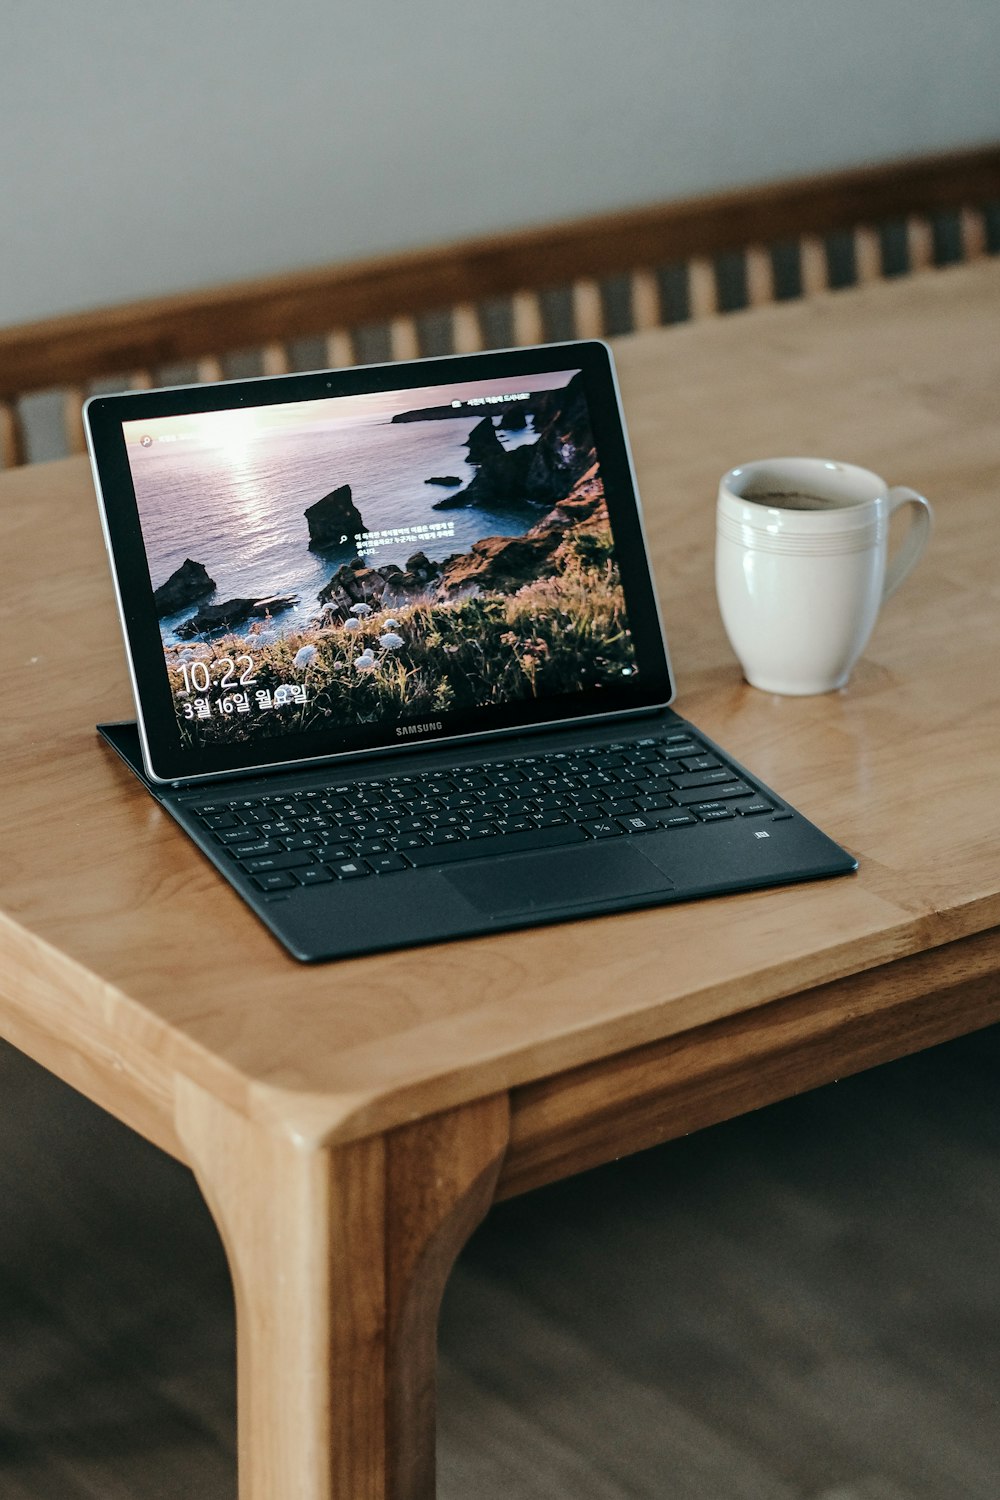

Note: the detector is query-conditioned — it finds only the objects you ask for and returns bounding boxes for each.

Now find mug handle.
[883,486,933,601]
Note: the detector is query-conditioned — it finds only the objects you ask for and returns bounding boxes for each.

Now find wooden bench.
[1,144,997,468]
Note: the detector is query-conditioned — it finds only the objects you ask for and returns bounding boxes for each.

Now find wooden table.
[2,259,999,1499]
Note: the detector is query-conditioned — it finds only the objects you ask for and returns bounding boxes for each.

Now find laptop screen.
[88,343,673,783]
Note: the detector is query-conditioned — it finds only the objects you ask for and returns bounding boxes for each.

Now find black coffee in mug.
[745,490,843,511]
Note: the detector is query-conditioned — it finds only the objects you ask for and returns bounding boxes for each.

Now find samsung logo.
[396,721,443,738]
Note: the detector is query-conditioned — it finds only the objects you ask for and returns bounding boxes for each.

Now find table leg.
[175,1079,510,1500]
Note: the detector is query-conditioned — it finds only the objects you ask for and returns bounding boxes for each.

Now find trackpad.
[446,841,673,917]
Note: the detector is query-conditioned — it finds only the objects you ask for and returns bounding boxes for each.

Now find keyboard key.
[243,849,316,873]
[331,860,371,879]
[581,819,624,838]
[252,870,297,892]
[203,811,242,829]
[671,769,734,789]
[217,826,263,845]
[295,865,334,885]
[498,798,536,816]
[604,770,643,789]
[659,812,698,829]
[673,781,753,805]
[327,821,363,839]
[230,839,282,859]
[315,844,355,863]
[351,788,390,806]
[737,800,774,816]
[662,737,699,754]
[493,817,534,834]
[679,756,722,772]
[693,806,737,821]
[576,771,616,788]
[406,822,586,866]
[570,801,603,823]
[368,853,411,874]
[616,813,657,833]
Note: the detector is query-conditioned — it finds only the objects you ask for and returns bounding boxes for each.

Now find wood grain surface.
[3,260,1000,1500]
[1,259,999,1155]
[176,1081,508,1498]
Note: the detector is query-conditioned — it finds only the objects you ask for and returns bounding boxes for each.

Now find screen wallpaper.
[124,369,639,748]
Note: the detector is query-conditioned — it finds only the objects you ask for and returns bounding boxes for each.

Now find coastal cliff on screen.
[126,370,639,745]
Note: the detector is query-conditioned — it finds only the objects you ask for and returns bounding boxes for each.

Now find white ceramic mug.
[715,457,933,695]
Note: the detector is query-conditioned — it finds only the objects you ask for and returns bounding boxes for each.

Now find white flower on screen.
[350,602,373,617]
[383,619,399,630]
[343,617,361,632]
[379,633,404,650]
[293,645,317,669]
[354,650,376,673]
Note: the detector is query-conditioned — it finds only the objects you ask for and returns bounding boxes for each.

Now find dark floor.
[0,1019,998,1499]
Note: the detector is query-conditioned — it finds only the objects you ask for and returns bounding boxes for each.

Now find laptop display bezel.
[86,340,675,784]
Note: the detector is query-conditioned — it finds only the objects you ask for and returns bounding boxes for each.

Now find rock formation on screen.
[318,551,445,617]
[305,484,367,550]
[153,558,215,617]
[176,594,297,638]
[464,415,506,465]
[431,373,594,511]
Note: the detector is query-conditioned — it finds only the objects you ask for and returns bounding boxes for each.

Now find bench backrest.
[1,145,997,467]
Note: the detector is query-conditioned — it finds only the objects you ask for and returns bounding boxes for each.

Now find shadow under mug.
[715,457,933,695]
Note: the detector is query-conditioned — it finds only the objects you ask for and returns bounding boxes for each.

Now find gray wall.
[3,0,999,327]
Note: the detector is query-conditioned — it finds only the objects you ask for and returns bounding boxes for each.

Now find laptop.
[85,340,856,962]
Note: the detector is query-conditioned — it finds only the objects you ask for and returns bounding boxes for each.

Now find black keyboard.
[188,729,782,894]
